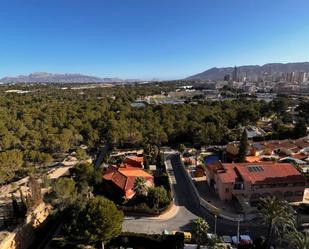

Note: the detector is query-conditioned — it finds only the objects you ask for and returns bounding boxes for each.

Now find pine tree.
[19,188,27,218]
[11,194,20,219]
[143,156,149,170]
[28,175,42,207]
[239,130,248,162]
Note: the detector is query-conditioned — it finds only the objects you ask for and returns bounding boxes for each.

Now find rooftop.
[219,162,305,184]
[103,166,153,195]
[123,156,144,168]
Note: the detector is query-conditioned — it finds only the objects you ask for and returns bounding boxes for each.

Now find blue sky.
[1,0,309,80]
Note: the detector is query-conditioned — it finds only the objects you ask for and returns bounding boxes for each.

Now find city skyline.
[1,0,309,79]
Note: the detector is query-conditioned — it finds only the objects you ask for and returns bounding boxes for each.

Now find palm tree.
[285,230,309,249]
[133,177,148,197]
[258,196,296,249]
[239,129,248,162]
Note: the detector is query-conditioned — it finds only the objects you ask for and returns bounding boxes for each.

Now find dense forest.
[0,83,308,184]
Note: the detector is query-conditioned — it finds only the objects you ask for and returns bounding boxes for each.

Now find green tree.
[294,118,307,138]
[133,177,149,197]
[11,194,20,219]
[239,130,248,162]
[143,156,150,170]
[148,186,170,209]
[75,196,123,245]
[194,218,209,246]
[284,230,309,249]
[76,148,88,161]
[19,188,27,218]
[143,144,159,164]
[72,163,95,185]
[0,150,23,184]
[258,197,296,249]
[178,144,186,154]
[53,178,78,209]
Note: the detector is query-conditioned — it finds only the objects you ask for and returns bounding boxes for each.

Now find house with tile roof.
[206,161,306,206]
[103,165,153,199]
[123,156,144,168]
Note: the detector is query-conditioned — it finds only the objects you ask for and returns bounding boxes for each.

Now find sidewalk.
[195,176,240,214]
[148,203,179,220]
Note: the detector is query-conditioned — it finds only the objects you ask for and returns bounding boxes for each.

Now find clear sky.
[1,0,309,80]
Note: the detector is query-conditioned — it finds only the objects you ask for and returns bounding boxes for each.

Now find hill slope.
[186,62,309,80]
[0,72,123,83]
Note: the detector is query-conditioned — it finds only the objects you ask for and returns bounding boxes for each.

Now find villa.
[103,165,153,199]
[205,161,306,205]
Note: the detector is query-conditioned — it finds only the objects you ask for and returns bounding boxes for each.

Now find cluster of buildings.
[203,137,309,211]
[224,66,309,84]
[188,65,309,96]
[227,137,309,171]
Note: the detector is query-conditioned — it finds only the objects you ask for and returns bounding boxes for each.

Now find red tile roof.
[233,162,304,184]
[123,156,144,168]
[292,153,308,160]
[103,165,153,199]
[251,138,309,154]
[217,162,306,185]
[217,164,238,184]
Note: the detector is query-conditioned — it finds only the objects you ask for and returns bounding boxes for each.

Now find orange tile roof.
[217,164,237,184]
[103,166,153,198]
[245,156,262,163]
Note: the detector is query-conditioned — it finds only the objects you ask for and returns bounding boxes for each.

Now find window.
[247,166,264,173]
[294,191,304,196]
[234,182,244,190]
[225,188,229,193]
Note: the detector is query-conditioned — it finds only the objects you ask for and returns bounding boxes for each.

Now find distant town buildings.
[232,66,238,82]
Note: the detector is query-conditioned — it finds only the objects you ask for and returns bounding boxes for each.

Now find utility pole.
[237,215,240,245]
[214,214,217,235]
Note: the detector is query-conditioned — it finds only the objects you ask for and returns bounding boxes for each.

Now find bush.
[148,186,170,209]
[154,173,172,199]
[108,232,184,249]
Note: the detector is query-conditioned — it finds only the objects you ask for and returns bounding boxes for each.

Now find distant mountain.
[186,62,309,80]
[0,72,124,84]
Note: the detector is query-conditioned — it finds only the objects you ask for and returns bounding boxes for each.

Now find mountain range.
[186,62,309,81]
[0,72,124,84]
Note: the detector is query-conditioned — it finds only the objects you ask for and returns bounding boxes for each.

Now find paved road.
[94,143,109,168]
[123,153,265,237]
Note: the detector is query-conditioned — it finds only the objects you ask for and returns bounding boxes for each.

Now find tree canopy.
[74,196,123,245]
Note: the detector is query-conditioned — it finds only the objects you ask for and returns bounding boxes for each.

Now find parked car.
[232,235,253,245]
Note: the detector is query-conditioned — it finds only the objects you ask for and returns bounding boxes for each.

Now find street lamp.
[212,209,220,235]
[214,214,217,235]
[235,215,241,245]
